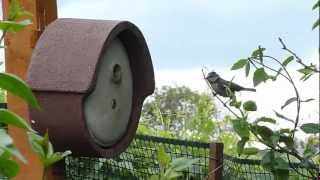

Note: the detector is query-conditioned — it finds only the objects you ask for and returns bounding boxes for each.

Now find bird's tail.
[242,88,256,92]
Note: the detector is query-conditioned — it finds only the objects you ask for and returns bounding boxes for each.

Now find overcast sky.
[57,0,318,69]
[56,0,319,137]
[0,1,319,137]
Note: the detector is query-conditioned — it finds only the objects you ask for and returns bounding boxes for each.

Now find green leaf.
[0,145,26,163]
[237,137,249,155]
[232,119,250,138]
[261,151,275,170]
[158,146,170,168]
[0,156,19,178]
[0,149,11,160]
[303,143,319,160]
[245,62,250,77]
[166,170,182,179]
[312,18,319,30]
[41,131,53,157]
[0,109,34,132]
[270,133,280,146]
[274,111,294,123]
[279,135,294,149]
[0,20,32,32]
[255,117,276,124]
[281,97,297,109]
[251,46,265,61]
[279,128,291,134]
[297,68,312,74]
[27,132,45,161]
[243,147,259,156]
[44,151,71,168]
[300,73,314,81]
[313,0,320,10]
[274,157,289,170]
[282,56,294,67]
[261,150,290,179]
[0,73,39,109]
[231,59,248,70]
[301,98,314,102]
[149,175,160,180]
[243,100,257,111]
[251,125,274,145]
[27,131,71,167]
[0,134,27,163]
[297,67,314,81]
[253,68,268,86]
[300,123,320,134]
[8,0,32,21]
[170,158,198,171]
[0,129,13,147]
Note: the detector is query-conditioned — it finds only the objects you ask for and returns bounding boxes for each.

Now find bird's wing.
[229,82,244,91]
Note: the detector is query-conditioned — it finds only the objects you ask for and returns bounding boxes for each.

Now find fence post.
[208,142,224,180]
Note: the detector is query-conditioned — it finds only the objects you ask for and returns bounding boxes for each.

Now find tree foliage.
[138,86,239,155]
[139,86,217,141]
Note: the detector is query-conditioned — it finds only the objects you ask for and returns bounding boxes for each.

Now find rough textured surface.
[28,19,119,92]
[27,18,155,158]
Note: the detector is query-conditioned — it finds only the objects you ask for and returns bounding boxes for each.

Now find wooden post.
[2,0,58,179]
[208,142,224,180]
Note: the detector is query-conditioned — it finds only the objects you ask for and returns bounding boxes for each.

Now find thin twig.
[278,37,319,73]
[250,55,302,138]
[249,57,290,81]
[263,55,301,137]
[0,32,6,45]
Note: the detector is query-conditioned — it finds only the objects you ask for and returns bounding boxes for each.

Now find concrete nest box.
[27,18,155,157]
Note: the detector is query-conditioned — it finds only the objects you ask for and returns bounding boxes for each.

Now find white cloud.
[154,63,319,139]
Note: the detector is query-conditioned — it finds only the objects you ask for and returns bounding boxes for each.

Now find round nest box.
[27,18,155,157]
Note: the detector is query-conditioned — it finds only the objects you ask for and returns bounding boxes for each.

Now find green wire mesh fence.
[65,135,318,180]
[65,135,210,179]
[223,155,318,180]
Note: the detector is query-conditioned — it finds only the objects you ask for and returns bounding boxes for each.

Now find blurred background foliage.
[138,85,239,155]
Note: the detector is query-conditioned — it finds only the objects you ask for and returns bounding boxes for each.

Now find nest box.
[27,18,155,157]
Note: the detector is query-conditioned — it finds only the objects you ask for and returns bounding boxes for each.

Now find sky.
[56,0,319,138]
[0,1,319,137]
[57,0,318,69]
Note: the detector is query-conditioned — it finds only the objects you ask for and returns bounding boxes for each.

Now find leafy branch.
[205,41,319,179]
[149,146,198,180]
[278,38,319,73]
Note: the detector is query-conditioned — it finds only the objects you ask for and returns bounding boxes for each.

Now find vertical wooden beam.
[2,0,57,179]
[208,142,224,180]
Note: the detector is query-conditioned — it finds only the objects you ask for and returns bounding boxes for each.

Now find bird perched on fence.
[205,71,256,97]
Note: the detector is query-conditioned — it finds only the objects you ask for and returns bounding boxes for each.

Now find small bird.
[206,71,256,97]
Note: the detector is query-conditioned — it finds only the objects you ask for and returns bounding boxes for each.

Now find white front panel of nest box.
[84,38,133,147]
